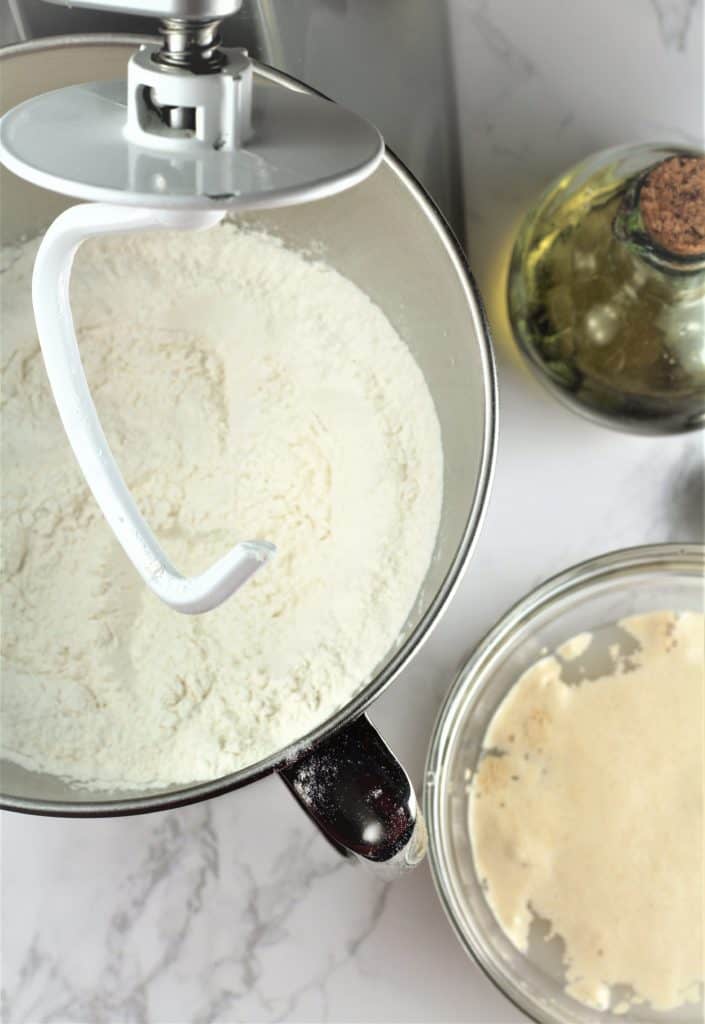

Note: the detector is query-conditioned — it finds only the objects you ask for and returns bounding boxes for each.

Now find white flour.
[0,222,443,790]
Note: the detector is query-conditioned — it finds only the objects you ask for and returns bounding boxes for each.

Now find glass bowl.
[424,544,704,1024]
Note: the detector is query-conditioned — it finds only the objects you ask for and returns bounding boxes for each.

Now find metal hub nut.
[154,17,228,74]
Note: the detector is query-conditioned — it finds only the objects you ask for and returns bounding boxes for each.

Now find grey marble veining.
[2,796,412,1024]
[2,1,704,1021]
[649,0,702,50]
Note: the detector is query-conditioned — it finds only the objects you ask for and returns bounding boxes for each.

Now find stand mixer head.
[0,0,384,613]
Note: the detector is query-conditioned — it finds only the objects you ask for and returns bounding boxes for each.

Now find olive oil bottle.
[508,144,705,433]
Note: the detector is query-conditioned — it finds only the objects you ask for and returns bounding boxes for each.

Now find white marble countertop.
[2,1,704,1021]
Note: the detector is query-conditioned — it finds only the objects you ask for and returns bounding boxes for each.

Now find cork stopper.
[639,155,705,257]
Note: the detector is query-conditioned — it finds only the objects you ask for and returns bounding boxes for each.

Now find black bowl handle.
[279,715,427,875]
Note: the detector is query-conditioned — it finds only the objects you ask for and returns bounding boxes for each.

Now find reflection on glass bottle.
[508,144,705,434]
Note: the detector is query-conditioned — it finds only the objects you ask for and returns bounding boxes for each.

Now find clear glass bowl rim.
[423,541,705,1024]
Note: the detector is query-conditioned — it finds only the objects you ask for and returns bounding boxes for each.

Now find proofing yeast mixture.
[470,610,705,1015]
[0,223,443,789]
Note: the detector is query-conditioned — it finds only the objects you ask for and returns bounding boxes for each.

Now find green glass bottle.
[508,144,705,433]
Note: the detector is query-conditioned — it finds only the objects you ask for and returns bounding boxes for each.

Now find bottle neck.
[612,159,705,278]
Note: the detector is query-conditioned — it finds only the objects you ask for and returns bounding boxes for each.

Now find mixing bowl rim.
[0,35,498,816]
[423,540,705,1024]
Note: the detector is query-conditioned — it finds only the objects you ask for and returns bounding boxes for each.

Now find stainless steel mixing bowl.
[0,37,496,874]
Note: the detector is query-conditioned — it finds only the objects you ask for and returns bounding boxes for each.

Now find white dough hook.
[0,1,383,614]
[32,202,276,614]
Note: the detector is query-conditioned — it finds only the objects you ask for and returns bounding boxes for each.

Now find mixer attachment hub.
[127,42,252,151]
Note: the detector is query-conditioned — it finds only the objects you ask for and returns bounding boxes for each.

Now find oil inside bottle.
[508,146,705,433]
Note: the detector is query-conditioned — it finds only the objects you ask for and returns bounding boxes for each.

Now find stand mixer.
[0,29,496,868]
[0,0,384,613]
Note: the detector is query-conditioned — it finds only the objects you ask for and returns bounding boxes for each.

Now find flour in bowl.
[0,222,443,789]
